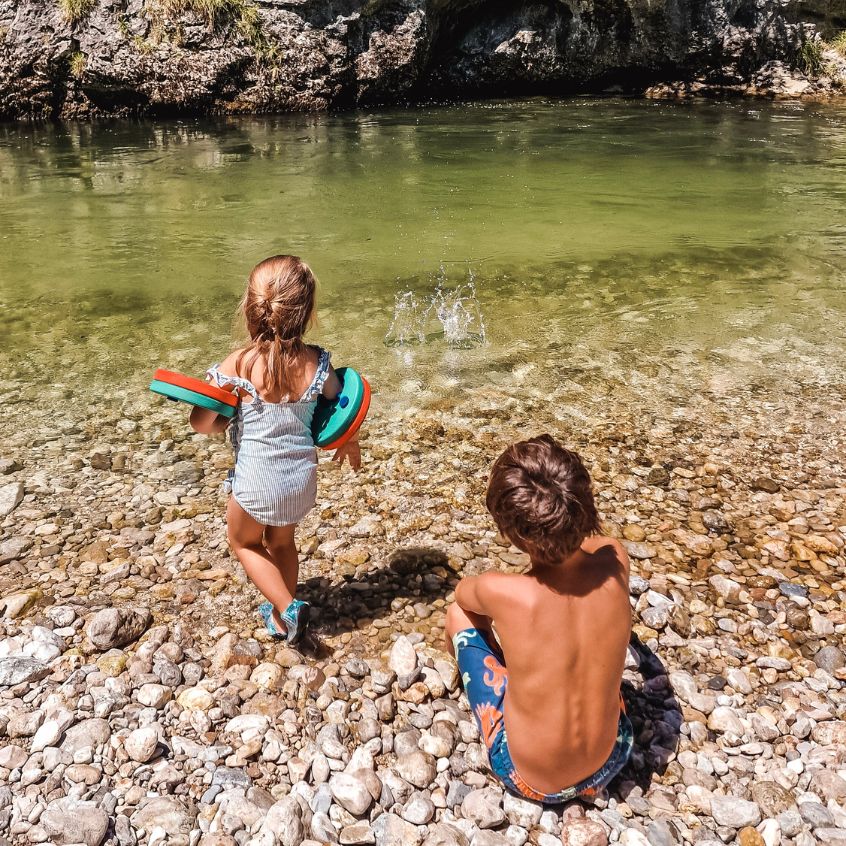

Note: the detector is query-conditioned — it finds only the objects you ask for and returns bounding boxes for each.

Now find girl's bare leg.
[227,498,295,631]
[264,523,300,602]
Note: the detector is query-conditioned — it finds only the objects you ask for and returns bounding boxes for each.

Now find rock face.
[0,0,822,119]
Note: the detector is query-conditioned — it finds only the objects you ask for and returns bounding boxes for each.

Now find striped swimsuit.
[207,348,331,526]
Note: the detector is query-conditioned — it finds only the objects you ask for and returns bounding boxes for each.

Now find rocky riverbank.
[0,372,845,846]
[1,0,845,120]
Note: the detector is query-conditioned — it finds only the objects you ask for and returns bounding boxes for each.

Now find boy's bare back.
[459,536,631,792]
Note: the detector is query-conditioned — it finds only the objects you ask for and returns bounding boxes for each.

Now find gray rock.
[371,812,423,846]
[461,787,506,829]
[125,725,159,763]
[395,750,437,789]
[0,656,49,686]
[628,575,650,595]
[709,796,761,828]
[422,823,470,846]
[86,606,151,650]
[471,833,511,846]
[447,780,472,809]
[403,793,436,825]
[623,542,657,560]
[330,772,373,816]
[0,744,26,769]
[815,646,846,674]
[751,782,795,817]
[389,635,421,689]
[799,801,835,827]
[340,821,376,844]
[810,769,846,803]
[41,798,109,846]
[213,767,252,790]
[0,536,32,564]
[131,797,196,846]
[777,809,803,837]
[707,706,744,736]
[61,718,110,756]
[502,792,542,828]
[646,820,676,846]
[312,812,339,844]
[261,797,304,846]
[0,482,23,516]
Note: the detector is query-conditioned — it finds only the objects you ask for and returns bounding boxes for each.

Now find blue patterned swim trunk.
[453,627,633,803]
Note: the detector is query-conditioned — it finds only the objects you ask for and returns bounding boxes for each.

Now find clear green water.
[2,98,846,414]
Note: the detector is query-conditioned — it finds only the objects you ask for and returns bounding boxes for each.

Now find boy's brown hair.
[486,435,600,566]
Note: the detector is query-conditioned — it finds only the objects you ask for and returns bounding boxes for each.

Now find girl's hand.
[332,438,361,471]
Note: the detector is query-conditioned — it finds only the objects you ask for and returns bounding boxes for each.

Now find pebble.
[330,772,374,815]
[125,725,160,762]
[461,788,506,829]
[709,796,762,828]
[1,388,845,846]
[559,819,608,846]
[86,606,152,650]
[40,798,109,846]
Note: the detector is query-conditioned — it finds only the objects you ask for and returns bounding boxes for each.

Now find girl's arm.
[189,352,241,435]
[322,365,342,400]
[190,405,231,435]
[332,435,361,471]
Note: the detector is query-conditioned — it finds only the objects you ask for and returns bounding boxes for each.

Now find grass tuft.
[69,51,86,78]
[159,0,281,63]
[831,31,846,59]
[798,40,825,77]
[58,0,96,23]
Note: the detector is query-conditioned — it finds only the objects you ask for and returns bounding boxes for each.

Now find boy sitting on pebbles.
[446,435,633,802]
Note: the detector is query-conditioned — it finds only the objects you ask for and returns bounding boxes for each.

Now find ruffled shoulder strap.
[299,347,331,402]
[206,364,259,401]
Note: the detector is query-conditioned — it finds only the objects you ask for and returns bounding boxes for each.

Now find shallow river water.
[1,98,846,418]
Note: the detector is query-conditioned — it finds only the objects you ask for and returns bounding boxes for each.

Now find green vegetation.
[58,0,96,23]
[157,0,281,63]
[798,40,825,77]
[830,31,846,59]
[161,0,247,30]
[69,51,86,78]
[133,34,155,54]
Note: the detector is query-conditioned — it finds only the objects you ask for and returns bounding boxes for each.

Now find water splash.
[385,272,486,348]
[384,291,426,346]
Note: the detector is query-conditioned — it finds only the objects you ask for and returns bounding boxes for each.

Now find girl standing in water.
[190,255,361,644]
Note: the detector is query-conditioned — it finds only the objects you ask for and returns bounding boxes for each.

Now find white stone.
[330,772,373,816]
[389,636,420,689]
[125,725,159,763]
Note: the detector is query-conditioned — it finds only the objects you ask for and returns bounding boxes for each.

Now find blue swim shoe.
[280,599,311,645]
[258,601,286,640]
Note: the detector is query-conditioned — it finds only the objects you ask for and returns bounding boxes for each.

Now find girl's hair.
[486,435,600,566]
[236,255,317,397]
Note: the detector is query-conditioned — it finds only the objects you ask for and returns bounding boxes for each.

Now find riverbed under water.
[1,98,845,421]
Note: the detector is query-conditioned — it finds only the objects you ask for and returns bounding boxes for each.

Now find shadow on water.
[613,633,682,797]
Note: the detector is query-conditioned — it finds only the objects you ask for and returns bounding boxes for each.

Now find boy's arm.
[455,573,498,618]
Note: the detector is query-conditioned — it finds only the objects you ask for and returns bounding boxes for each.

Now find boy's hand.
[332,438,361,471]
